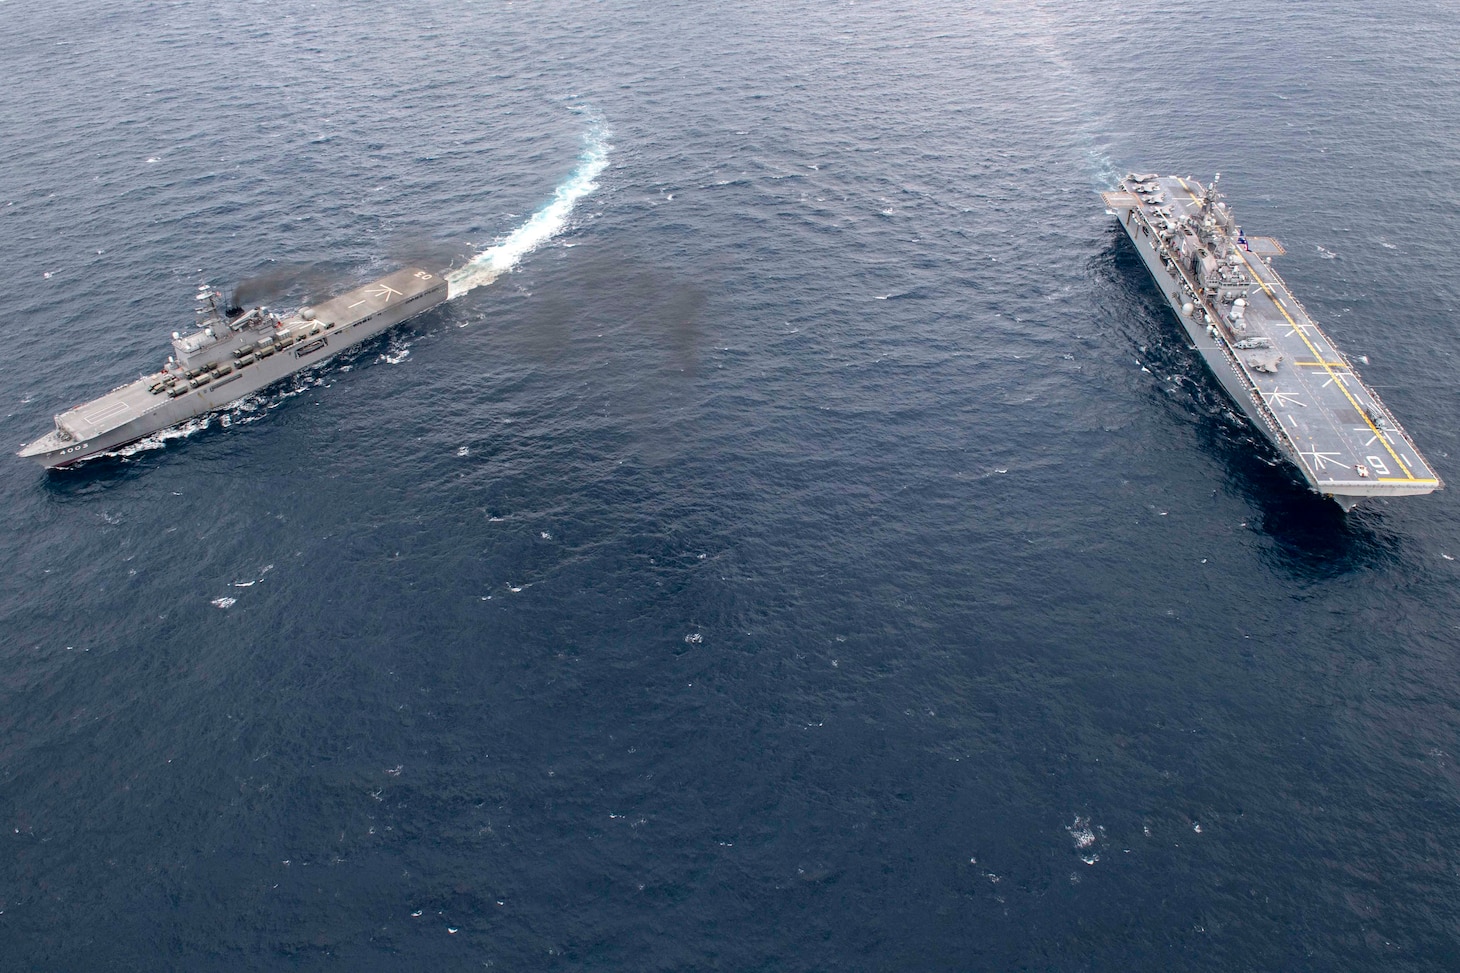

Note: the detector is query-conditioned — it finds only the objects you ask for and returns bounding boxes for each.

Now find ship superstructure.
[1102,174,1440,511]
[19,267,447,468]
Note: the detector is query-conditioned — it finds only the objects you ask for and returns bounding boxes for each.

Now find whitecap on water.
[1066,815,1099,850]
[105,416,215,459]
[237,563,272,585]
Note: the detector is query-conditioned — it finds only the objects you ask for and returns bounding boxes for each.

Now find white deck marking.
[1262,389,1306,409]
[82,401,130,424]
[1355,426,1392,447]
[1300,446,1345,470]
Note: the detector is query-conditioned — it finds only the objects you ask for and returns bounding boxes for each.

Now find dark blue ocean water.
[4,1,1460,969]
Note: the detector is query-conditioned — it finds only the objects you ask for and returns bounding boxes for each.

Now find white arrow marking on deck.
[346,284,403,310]
[1263,389,1306,409]
[1300,446,1345,470]
[1355,426,1392,447]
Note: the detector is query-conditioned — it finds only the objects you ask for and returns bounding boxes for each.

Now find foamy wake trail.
[447,124,611,300]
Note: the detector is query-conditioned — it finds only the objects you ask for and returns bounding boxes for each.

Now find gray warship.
[1103,174,1441,511]
[18,267,447,468]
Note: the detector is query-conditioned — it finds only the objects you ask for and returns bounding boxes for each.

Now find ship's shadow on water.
[39,457,154,496]
[38,426,239,495]
[1093,238,1402,576]
[1213,428,1406,576]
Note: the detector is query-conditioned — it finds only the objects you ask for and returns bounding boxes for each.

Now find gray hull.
[19,268,447,468]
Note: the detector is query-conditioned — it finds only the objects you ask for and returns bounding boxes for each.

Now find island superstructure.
[18,267,447,468]
[1102,174,1440,511]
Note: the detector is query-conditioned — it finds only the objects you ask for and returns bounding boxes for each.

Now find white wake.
[446,124,611,300]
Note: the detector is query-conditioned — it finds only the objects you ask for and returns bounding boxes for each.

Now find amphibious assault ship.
[1102,174,1440,511]
[18,267,447,468]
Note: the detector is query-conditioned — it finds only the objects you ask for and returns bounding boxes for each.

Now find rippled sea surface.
[4,1,1460,969]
